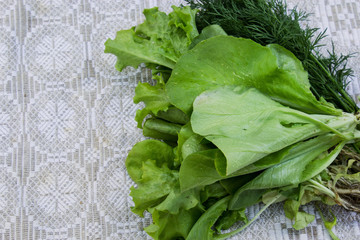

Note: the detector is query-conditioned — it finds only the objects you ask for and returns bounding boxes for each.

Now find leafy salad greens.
[105,2,360,240]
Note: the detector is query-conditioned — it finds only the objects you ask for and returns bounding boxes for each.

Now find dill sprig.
[185,0,358,113]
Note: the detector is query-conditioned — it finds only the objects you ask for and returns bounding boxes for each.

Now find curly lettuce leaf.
[130,160,179,217]
[104,6,198,71]
[166,35,341,116]
[133,81,171,128]
[125,139,175,182]
[145,205,203,240]
[155,185,202,215]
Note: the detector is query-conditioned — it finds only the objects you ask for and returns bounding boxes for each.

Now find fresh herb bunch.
[185,0,358,113]
[105,3,360,239]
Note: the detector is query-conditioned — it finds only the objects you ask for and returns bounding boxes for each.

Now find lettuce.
[105,6,360,239]
[191,87,356,176]
[166,36,341,116]
[104,6,198,71]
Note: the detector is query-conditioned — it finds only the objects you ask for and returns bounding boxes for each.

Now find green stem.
[285,110,352,140]
[213,194,282,240]
[310,54,357,113]
[306,179,336,199]
[327,86,353,113]
[352,143,360,154]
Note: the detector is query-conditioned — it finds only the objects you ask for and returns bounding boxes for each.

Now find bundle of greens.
[185,0,358,113]
[104,1,360,239]
[185,0,360,222]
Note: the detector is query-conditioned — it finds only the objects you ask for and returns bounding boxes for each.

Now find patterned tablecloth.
[0,0,359,239]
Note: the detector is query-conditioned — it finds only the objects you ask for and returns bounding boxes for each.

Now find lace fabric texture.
[0,0,359,239]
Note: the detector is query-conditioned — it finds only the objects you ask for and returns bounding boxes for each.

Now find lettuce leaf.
[125,139,175,182]
[104,6,198,71]
[145,205,203,240]
[284,199,315,230]
[229,136,344,210]
[166,35,341,116]
[130,160,179,217]
[186,196,231,240]
[191,87,356,176]
[133,81,171,128]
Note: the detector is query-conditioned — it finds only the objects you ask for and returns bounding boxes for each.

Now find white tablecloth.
[0,0,359,239]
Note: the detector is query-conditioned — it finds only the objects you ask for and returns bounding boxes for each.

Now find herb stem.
[307,179,336,199]
[352,143,360,154]
[310,54,356,113]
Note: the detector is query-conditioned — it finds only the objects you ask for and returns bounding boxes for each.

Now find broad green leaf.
[179,133,341,193]
[179,149,225,192]
[229,134,342,210]
[134,82,171,128]
[155,106,189,124]
[214,210,247,232]
[104,6,198,71]
[125,139,175,182]
[230,136,325,176]
[130,160,178,217]
[191,87,348,175]
[186,196,230,240]
[166,35,340,116]
[220,173,260,195]
[143,118,182,143]
[241,137,342,189]
[175,123,194,164]
[293,211,315,230]
[155,185,202,215]
[301,141,346,181]
[189,24,227,49]
[200,182,228,203]
[145,205,203,240]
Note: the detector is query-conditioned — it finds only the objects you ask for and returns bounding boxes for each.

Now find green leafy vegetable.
[316,205,340,240]
[284,199,315,230]
[186,196,231,240]
[125,139,175,182]
[104,6,198,71]
[185,0,358,113]
[130,159,179,217]
[189,24,227,49]
[145,206,203,240]
[191,87,355,175]
[166,35,341,116]
[142,118,182,143]
[229,136,345,210]
[133,81,171,128]
[105,3,360,240]
[180,149,225,191]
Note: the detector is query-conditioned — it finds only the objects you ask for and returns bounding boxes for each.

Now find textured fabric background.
[0,0,359,239]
